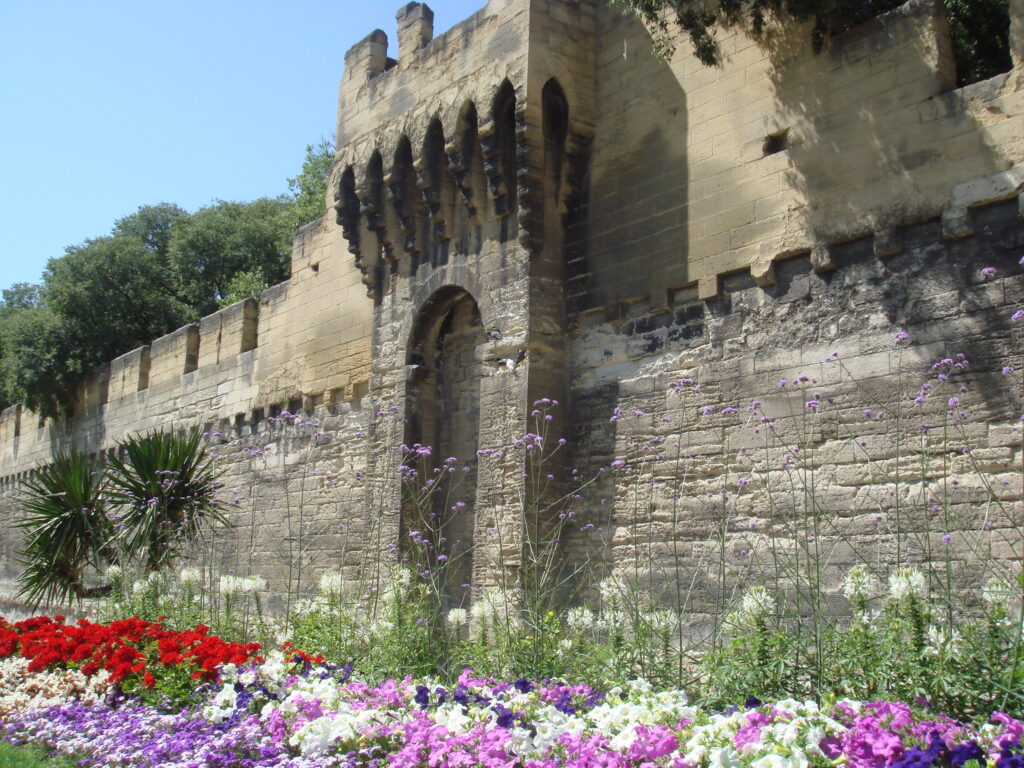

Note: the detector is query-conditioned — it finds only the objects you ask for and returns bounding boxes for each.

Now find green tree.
[0,306,77,416]
[168,198,295,316]
[1,283,41,311]
[0,141,323,414]
[1,205,192,415]
[216,268,269,308]
[16,429,227,605]
[0,283,43,410]
[288,137,335,228]
[611,0,1011,85]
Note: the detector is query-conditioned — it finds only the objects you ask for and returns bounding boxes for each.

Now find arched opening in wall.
[422,119,456,265]
[403,287,485,613]
[542,79,568,197]
[337,166,363,275]
[390,136,426,271]
[492,80,519,232]
[542,78,569,255]
[454,100,487,234]
[364,151,388,295]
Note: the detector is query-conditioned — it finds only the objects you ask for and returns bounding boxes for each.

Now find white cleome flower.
[219,574,267,596]
[982,578,1014,608]
[179,567,203,585]
[842,565,881,601]
[319,570,345,596]
[887,568,926,601]
[729,586,774,628]
[447,607,468,627]
[564,606,595,631]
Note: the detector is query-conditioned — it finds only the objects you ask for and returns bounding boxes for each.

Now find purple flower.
[981,266,997,278]
[894,331,909,344]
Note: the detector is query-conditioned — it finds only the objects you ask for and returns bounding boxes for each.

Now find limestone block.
[198,298,258,369]
[109,346,151,400]
[149,325,200,387]
[0,405,22,444]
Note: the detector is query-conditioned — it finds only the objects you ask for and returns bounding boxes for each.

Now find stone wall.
[565,199,1023,629]
[0,214,374,600]
[0,0,1022,612]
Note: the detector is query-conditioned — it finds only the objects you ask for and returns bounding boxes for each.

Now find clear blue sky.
[0,0,482,294]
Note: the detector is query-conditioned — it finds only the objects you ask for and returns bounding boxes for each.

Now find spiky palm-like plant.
[16,447,115,607]
[106,428,227,571]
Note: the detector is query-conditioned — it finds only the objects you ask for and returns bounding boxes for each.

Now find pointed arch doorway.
[403,287,486,611]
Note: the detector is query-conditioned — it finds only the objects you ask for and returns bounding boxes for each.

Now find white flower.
[751,754,787,768]
[319,570,345,596]
[598,577,627,608]
[982,578,1013,608]
[842,566,880,601]
[447,608,468,627]
[709,745,740,768]
[219,574,267,596]
[728,586,774,630]
[202,684,240,723]
[105,565,123,581]
[179,567,203,585]
[565,606,595,631]
[741,586,774,618]
[888,568,926,600]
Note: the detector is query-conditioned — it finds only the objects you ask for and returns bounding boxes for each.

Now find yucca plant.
[16,447,116,607]
[106,428,227,571]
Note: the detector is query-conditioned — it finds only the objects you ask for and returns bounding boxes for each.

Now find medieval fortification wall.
[1,0,1023,615]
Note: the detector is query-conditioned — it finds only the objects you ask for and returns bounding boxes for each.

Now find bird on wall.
[486,348,526,372]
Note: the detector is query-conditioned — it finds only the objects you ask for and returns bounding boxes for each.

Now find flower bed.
[0,616,1021,768]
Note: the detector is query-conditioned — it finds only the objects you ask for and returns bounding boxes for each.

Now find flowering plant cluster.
[0,614,261,705]
[2,617,1023,768]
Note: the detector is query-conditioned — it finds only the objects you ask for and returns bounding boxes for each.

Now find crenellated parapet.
[331,0,596,300]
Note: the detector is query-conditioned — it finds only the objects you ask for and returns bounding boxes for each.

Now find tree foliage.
[0,284,44,411]
[288,138,335,229]
[611,0,1011,86]
[0,139,335,416]
[168,198,295,317]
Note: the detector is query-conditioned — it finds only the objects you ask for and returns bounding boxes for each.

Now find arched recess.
[451,100,487,225]
[336,166,360,260]
[389,136,426,266]
[542,78,569,211]
[420,119,457,261]
[403,287,486,611]
[486,80,519,225]
[355,152,387,297]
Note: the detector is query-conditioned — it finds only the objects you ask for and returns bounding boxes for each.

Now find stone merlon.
[397,2,434,59]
